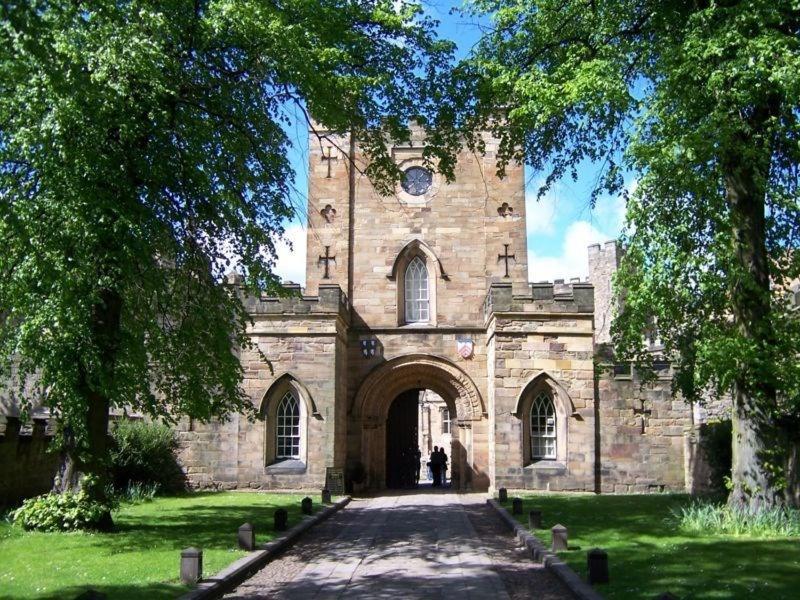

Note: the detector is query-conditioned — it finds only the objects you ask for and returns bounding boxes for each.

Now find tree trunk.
[723,118,785,511]
[52,288,121,529]
[780,415,800,507]
[729,396,783,510]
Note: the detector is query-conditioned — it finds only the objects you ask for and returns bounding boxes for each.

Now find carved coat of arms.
[456,337,474,359]
[361,339,378,358]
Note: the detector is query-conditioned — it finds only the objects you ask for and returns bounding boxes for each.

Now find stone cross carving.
[632,399,652,434]
[320,204,337,223]
[497,202,514,217]
[321,146,338,178]
[318,245,336,279]
[497,244,516,278]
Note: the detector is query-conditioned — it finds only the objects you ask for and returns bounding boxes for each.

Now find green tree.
[462,0,800,509]
[0,0,454,523]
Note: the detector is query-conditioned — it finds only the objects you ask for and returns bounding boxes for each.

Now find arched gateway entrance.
[352,354,488,490]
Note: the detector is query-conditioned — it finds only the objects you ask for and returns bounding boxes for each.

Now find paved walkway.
[224,491,573,600]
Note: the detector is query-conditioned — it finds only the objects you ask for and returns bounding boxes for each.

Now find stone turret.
[588,241,621,345]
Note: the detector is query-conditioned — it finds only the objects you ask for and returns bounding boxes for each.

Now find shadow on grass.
[106,500,308,554]
[514,494,800,599]
[0,492,312,600]
[31,582,185,600]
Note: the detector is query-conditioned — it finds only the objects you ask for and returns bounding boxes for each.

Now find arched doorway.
[351,354,488,490]
[385,390,420,489]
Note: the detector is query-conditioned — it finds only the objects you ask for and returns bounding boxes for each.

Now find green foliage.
[463,0,800,507]
[699,419,733,497]
[513,493,799,599]
[109,419,183,493]
[12,476,116,532]
[464,0,800,396]
[674,499,800,538]
[0,1,456,464]
[0,492,312,599]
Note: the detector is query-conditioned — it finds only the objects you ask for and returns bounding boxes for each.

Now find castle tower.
[305,125,528,327]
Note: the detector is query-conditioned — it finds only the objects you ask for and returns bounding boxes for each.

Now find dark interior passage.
[385,389,420,488]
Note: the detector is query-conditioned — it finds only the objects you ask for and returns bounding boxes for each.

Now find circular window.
[401,166,432,196]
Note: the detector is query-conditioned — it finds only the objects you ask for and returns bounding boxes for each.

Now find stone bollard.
[498,487,508,502]
[528,509,542,529]
[238,522,255,551]
[587,548,609,584]
[551,524,568,551]
[321,488,332,504]
[301,496,313,515]
[274,508,288,532]
[180,547,203,585]
[512,497,523,515]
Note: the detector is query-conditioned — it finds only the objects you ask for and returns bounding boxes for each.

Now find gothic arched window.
[404,256,429,323]
[530,391,557,460]
[276,391,301,459]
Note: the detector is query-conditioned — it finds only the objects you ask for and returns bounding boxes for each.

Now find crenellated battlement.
[0,415,55,441]
[483,280,594,321]
[239,283,350,320]
[0,414,60,507]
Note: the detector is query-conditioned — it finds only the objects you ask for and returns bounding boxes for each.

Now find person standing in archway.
[413,446,422,486]
[430,446,442,487]
[439,446,448,487]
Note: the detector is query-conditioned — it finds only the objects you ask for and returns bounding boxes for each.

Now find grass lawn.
[0,491,318,599]
[511,493,800,600]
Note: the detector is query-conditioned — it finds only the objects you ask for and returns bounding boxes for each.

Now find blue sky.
[271,1,626,285]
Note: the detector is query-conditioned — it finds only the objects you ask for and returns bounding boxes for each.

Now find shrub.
[673,499,800,538]
[118,481,160,504]
[109,419,184,494]
[13,477,116,532]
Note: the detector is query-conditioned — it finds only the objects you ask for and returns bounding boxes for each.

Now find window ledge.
[524,460,567,472]
[266,458,307,474]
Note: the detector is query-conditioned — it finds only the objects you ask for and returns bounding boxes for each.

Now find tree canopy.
[0,0,455,499]
[462,0,800,508]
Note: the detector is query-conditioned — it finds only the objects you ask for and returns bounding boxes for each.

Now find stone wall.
[170,121,721,496]
[485,280,694,493]
[0,417,59,507]
[486,281,598,491]
[175,285,349,490]
[595,366,688,493]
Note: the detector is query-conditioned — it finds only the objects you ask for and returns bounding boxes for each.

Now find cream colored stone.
[170,125,726,497]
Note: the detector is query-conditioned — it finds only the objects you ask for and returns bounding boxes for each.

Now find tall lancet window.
[276,391,301,459]
[530,391,557,460]
[404,256,429,323]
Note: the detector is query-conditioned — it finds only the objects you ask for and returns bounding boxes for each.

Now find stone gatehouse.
[176,126,723,493]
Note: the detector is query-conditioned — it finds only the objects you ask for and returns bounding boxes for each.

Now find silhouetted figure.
[439,446,449,486]
[430,445,443,487]
[413,447,422,485]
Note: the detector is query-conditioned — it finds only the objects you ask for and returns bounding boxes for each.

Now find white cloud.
[525,181,559,235]
[587,191,627,240]
[528,221,610,282]
[272,224,307,286]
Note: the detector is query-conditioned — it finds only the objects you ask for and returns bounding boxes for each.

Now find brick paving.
[224,491,574,599]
